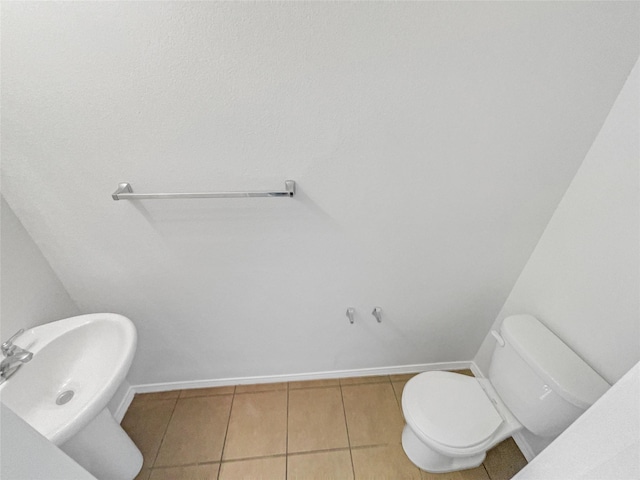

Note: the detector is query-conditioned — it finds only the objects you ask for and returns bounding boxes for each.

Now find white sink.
[0,313,142,479]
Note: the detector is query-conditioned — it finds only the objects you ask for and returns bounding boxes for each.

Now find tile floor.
[122,371,527,480]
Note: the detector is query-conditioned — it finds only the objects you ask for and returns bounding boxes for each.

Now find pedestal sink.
[0,313,143,480]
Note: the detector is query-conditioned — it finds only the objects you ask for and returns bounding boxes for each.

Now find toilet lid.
[403,372,503,449]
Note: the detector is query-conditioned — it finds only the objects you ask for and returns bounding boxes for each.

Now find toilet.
[401,314,610,473]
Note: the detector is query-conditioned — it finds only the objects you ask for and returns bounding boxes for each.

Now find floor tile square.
[219,456,286,479]
[352,444,421,479]
[134,468,151,480]
[235,382,288,393]
[340,375,389,386]
[287,450,353,480]
[121,398,176,469]
[223,390,287,460]
[154,395,232,466]
[289,378,340,389]
[148,464,219,480]
[288,387,349,453]
[342,383,405,447]
[392,380,408,407]
[122,375,525,480]
[133,391,180,402]
[483,438,528,480]
[421,465,490,480]
[179,385,235,398]
[389,373,418,382]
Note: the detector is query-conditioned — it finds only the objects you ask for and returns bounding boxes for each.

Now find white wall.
[1,404,96,480]
[2,2,638,385]
[0,197,80,339]
[475,59,640,454]
[0,200,89,474]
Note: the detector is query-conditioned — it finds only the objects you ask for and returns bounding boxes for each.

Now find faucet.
[0,329,33,384]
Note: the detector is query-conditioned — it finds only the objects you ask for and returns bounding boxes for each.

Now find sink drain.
[56,390,74,405]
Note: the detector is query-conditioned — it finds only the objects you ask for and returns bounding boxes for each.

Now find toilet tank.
[488,314,610,437]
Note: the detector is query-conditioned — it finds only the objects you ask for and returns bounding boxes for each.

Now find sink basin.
[0,313,136,445]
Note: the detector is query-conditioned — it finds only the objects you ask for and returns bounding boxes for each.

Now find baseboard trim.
[469,360,484,378]
[131,361,473,395]
[512,432,537,462]
[112,385,135,423]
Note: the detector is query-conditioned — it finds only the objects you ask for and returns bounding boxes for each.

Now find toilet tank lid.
[500,315,610,409]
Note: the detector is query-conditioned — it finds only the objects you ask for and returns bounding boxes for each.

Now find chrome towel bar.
[112,180,295,200]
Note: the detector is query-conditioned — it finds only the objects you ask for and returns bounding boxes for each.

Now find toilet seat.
[402,372,504,452]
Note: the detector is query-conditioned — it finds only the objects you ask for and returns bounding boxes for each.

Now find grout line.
[482,462,492,480]
[287,446,355,457]
[150,459,223,470]
[391,382,403,411]
[216,386,236,480]
[349,442,403,451]
[154,453,292,470]
[214,444,392,463]
[339,383,356,480]
[149,397,179,468]
[151,444,401,470]
[218,453,289,464]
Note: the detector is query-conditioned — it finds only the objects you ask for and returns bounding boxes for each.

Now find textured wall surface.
[1,197,80,339]
[1,404,95,480]
[475,59,639,457]
[475,60,640,385]
[2,2,638,384]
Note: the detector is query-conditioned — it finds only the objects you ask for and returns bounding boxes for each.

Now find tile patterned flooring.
[122,371,528,480]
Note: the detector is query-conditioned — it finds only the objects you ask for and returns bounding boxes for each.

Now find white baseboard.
[111,385,136,423]
[469,360,484,378]
[132,361,473,394]
[512,432,537,462]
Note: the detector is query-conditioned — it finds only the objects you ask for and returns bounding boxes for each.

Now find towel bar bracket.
[112,183,133,200]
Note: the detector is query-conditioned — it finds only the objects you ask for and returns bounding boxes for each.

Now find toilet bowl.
[401,371,520,472]
[400,314,610,473]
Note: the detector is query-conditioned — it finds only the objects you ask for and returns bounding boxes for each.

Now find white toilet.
[401,314,610,473]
